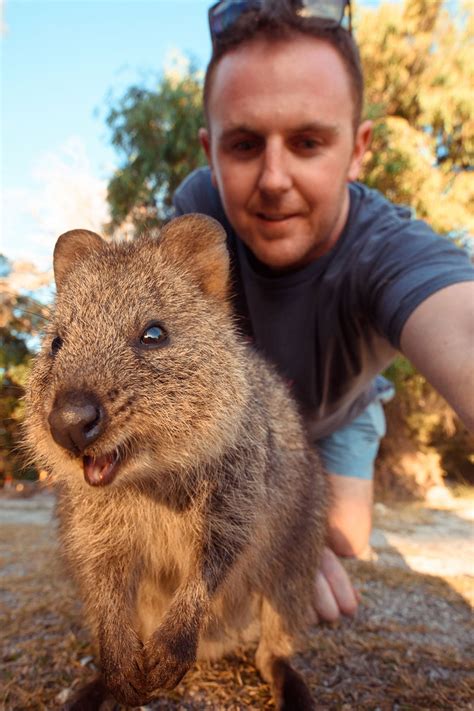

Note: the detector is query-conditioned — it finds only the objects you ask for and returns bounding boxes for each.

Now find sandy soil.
[1,488,473,710]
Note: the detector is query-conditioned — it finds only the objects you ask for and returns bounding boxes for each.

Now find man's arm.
[399,281,474,432]
[314,280,474,622]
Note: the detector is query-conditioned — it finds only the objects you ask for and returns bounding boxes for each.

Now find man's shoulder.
[344,181,447,256]
[175,166,213,195]
[173,167,238,258]
[173,167,223,218]
[344,183,473,349]
[348,182,415,231]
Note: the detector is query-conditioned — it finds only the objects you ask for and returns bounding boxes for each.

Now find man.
[173,0,474,622]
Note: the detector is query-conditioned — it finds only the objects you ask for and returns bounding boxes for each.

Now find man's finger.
[319,547,359,616]
[314,569,340,623]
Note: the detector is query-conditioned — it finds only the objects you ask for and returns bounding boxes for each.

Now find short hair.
[203,6,364,134]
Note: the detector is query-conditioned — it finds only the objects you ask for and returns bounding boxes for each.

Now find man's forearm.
[400,282,474,433]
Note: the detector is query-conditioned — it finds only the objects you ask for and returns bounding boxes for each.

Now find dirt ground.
[0,488,473,710]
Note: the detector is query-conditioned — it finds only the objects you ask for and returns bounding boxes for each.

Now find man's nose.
[257,141,292,195]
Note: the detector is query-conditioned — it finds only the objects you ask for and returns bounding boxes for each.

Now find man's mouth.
[83,451,120,486]
[256,212,298,222]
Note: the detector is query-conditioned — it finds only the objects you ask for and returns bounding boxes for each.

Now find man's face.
[200,36,371,272]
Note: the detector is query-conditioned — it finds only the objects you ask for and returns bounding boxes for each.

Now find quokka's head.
[25,214,250,489]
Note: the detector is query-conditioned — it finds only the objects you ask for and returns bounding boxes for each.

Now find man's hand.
[312,474,370,622]
[314,547,359,622]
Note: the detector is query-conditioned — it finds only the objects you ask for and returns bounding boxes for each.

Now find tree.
[106,63,206,233]
[0,256,49,481]
[359,0,473,239]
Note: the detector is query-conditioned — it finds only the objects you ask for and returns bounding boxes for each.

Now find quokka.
[25,214,328,710]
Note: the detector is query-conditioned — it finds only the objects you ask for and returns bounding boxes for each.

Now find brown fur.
[25,214,328,709]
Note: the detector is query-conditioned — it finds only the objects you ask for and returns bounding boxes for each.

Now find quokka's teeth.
[83,453,119,487]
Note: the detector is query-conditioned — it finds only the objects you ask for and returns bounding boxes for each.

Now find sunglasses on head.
[208,0,352,43]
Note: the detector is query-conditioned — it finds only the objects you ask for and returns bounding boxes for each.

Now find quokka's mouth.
[83,451,120,486]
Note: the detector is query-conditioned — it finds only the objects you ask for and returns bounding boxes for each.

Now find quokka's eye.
[140,323,168,348]
[50,336,63,356]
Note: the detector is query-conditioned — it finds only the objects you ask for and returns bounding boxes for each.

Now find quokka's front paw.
[144,625,198,692]
[100,628,149,706]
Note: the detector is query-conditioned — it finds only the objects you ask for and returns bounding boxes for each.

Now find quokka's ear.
[159,214,230,302]
[54,229,105,292]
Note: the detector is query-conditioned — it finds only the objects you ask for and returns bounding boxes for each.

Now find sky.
[2,0,399,275]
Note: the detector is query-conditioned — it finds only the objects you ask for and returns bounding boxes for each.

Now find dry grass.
[1,511,473,710]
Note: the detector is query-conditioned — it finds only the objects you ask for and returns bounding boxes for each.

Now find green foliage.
[384,356,417,391]
[0,362,33,480]
[0,256,47,481]
[359,0,473,236]
[106,64,206,232]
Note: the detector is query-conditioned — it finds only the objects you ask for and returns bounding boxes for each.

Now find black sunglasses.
[208,0,352,43]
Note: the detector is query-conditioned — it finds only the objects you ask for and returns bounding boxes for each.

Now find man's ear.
[199,127,217,187]
[347,120,372,181]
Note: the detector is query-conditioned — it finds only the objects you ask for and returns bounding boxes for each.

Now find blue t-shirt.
[174,167,473,438]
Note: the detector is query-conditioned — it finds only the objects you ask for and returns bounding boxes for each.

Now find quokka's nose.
[48,391,105,455]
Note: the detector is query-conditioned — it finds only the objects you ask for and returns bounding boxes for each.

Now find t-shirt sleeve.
[359,210,474,349]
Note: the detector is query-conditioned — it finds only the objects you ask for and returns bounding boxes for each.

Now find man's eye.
[234,140,256,151]
[294,137,321,151]
[228,137,261,156]
[50,336,63,356]
[139,323,168,347]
